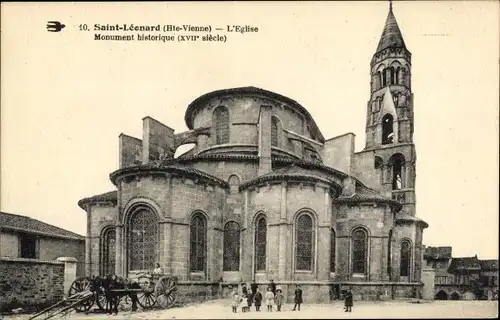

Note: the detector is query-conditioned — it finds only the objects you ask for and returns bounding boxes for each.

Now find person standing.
[269,279,277,296]
[230,286,239,313]
[246,287,253,309]
[253,288,262,312]
[292,284,303,311]
[344,290,353,312]
[265,287,275,311]
[274,288,284,311]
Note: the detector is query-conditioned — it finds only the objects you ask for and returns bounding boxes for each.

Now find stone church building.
[79,4,429,302]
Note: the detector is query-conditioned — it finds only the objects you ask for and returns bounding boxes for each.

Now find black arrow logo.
[46,21,65,32]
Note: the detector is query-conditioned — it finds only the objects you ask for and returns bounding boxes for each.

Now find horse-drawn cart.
[29,273,178,320]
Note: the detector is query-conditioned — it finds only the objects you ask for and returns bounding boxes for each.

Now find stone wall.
[38,236,85,277]
[0,257,64,312]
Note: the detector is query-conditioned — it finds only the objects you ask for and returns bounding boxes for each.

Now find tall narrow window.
[214,106,229,144]
[271,117,279,147]
[330,228,336,273]
[387,229,393,277]
[400,240,411,277]
[382,114,394,144]
[223,221,240,271]
[254,216,267,271]
[390,154,405,190]
[352,228,368,274]
[382,69,387,87]
[101,228,116,275]
[190,213,207,273]
[128,209,158,271]
[295,213,314,271]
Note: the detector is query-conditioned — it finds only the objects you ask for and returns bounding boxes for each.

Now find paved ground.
[3,300,498,319]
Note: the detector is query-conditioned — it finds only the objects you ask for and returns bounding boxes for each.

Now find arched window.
[351,228,368,274]
[214,106,229,144]
[381,69,387,87]
[382,114,394,145]
[395,67,400,84]
[400,240,411,277]
[387,229,393,277]
[271,116,279,147]
[101,228,116,275]
[389,154,405,190]
[254,216,267,271]
[390,67,396,85]
[223,221,240,271]
[295,213,314,271]
[330,228,336,273]
[190,213,207,273]
[128,208,158,271]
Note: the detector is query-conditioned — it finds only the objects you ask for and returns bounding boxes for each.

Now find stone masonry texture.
[79,6,428,304]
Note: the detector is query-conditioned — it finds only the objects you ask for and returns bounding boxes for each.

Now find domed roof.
[184,86,325,143]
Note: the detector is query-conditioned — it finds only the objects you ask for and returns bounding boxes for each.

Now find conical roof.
[376,3,407,52]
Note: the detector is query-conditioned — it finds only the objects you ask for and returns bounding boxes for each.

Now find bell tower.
[365,2,417,216]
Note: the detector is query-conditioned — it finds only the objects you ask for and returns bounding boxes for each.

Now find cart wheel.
[137,290,157,310]
[95,286,109,313]
[155,276,177,308]
[68,277,94,312]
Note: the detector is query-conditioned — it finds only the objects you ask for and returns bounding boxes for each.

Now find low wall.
[0,257,65,313]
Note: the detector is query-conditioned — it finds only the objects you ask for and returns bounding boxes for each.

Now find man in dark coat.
[292,284,303,311]
[269,279,276,296]
[250,280,258,295]
[344,290,353,312]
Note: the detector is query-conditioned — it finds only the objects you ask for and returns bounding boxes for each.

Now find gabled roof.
[479,259,499,271]
[0,211,84,240]
[376,4,407,53]
[447,256,482,274]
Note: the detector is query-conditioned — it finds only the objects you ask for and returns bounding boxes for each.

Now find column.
[317,187,331,280]
[115,225,123,276]
[258,105,272,176]
[57,257,78,298]
[85,208,92,277]
[278,182,287,281]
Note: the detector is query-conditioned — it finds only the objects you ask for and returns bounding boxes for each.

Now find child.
[274,288,284,311]
[265,287,275,312]
[240,293,250,312]
[253,288,262,311]
[230,287,239,313]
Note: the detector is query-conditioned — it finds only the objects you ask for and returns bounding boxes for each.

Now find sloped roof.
[333,181,402,210]
[424,246,453,260]
[479,259,499,271]
[239,163,343,194]
[78,190,118,209]
[376,4,407,53]
[447,256,482,274]
[396,210,429,228]
[108,162,229,189]
[0,211,84,240]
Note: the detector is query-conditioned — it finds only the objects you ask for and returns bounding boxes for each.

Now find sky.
[1,1,499,259]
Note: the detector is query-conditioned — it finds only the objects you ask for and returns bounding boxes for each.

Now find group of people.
[230,280,304,313]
